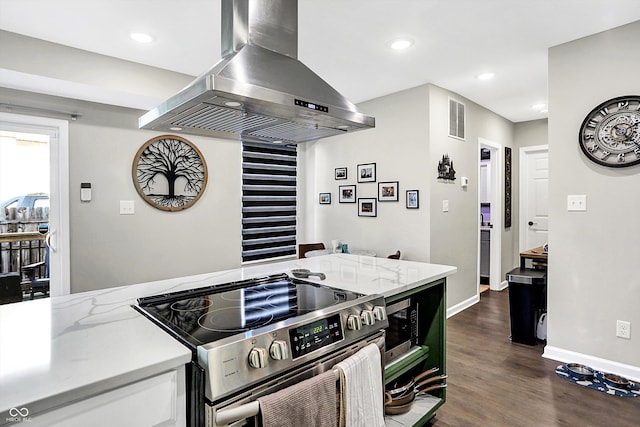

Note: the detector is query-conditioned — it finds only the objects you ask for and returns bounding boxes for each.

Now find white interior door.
[0,112,70,296]
[520,145,549,251]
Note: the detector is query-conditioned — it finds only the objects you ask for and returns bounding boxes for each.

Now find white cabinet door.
[30,367,186,427]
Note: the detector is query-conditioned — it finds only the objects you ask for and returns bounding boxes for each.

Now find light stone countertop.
[0,254,455,421]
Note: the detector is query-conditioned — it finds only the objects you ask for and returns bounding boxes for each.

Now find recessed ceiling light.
[476,72,495,81]
[390,38,413,50]
[531,103,547,110]
[130,32,153,44]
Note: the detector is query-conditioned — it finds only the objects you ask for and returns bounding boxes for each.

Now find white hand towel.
[335,343,385,427]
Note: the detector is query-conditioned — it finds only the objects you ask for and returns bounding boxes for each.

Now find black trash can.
[506,268,546,345]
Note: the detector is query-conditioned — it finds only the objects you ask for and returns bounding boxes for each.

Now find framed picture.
[335,167,347,180]
[132,134,207,211]
[378,181,399,202]
[357,163,376,183]
[339,185,356,203]
[406,190,419,209]
[358,198,377,217]
[319,193,331,204]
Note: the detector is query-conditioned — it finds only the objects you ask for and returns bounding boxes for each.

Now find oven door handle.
[213,336,385,426]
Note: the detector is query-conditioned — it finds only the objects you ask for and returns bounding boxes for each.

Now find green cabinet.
[384,279,447,426]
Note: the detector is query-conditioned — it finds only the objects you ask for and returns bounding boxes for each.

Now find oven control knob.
[269,340,289,360]
[361,310,376,325]
[248,347,268,369]
[373,306,387,321]
[347,314,362,330]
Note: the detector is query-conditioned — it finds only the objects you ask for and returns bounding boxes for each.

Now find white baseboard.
[543,345,640,382]
[447,294,479,318]
[498,280,508,291]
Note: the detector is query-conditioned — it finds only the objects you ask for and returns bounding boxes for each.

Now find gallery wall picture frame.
[339,185,356,203]
[132,134,208,212]
[319,193,331,204]
[358,198,377,217]
[378,181,399,202]
[406,190,419,209]
[335,167,347,180]
[357,163,376,183]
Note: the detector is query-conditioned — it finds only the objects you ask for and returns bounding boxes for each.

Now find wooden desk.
[520,246,548,269]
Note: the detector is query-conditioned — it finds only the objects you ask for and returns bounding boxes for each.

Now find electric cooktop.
[136,273,364,348]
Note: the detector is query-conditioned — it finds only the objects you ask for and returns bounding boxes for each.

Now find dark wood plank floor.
[428,289,640,426]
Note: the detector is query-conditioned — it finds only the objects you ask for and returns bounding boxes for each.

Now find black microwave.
[384,297,419,363]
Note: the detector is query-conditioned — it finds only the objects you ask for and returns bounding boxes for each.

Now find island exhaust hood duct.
[139,0,375,144]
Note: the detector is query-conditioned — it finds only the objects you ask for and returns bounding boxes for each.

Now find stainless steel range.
[135,273,387,426]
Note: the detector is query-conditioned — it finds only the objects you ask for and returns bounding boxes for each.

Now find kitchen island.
[0,254,455,426]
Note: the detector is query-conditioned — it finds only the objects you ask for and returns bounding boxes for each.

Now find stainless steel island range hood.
[139,0,375,144]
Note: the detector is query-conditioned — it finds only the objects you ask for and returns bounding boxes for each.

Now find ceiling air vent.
[449,98,465,140]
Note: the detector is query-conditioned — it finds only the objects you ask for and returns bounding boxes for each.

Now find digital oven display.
[289,314,343,359]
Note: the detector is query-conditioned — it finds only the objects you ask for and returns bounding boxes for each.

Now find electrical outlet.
[616,320,631,339]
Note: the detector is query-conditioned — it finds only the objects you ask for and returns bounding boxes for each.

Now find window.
[448,98,466,140]
[241,142,297,262]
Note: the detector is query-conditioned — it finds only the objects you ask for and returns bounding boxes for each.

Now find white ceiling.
[1,0,639,123]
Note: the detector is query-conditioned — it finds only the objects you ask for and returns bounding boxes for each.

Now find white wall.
[0,30,193,109]
[1,87,243,292]
[427,85,515,305]
[304,83,515,310]
[513,119,548,260]
[301,86,431,262]
[547,21,640,368]
[69,123,241,292]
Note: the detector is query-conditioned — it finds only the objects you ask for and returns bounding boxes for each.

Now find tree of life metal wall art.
[132,135,208,211]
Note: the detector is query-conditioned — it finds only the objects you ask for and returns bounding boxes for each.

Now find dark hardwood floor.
[428,289,640,426]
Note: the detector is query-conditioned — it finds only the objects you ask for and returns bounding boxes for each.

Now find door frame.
[0,112,70,296]
[478,138,503,291]
[519,144,549,252]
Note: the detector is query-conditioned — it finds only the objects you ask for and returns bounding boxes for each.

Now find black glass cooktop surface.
[136,274,363,348]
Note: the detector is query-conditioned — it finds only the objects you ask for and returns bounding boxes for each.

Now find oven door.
[208,331,385,427]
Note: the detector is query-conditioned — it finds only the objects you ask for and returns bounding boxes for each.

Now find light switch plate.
[442,200,449,212]
[120,200,135,215]
[567,195,587,211]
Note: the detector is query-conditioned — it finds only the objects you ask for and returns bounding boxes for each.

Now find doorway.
[478,139,503,292]
[0,112,70,296]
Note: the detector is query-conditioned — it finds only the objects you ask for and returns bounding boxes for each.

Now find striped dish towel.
[336,343,385,427]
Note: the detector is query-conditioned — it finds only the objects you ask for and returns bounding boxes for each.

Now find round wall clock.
[132,135,208,211]
[578,95,640,168]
